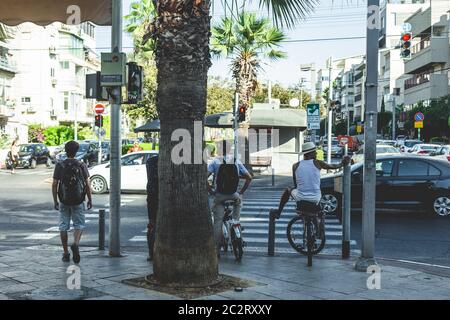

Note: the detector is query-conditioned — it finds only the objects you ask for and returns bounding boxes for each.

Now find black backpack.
[215,158,240,195]
[58,160,86,206]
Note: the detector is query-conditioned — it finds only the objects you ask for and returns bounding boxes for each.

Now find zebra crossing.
[239,190,360,255]
[0,169,53,176]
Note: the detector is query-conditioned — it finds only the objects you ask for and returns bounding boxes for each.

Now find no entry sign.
[94,104,105,115]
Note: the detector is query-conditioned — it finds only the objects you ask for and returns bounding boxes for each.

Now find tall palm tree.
[211,13,287,113]
[143,0,317,287]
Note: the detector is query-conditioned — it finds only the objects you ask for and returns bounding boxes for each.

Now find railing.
[404,71,431,90]
[411,36,431,55]
[354,72,363,82]
[354,94,362,102]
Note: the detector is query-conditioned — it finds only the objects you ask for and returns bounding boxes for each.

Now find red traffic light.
[401,33,411,41]
[239,107,246,113]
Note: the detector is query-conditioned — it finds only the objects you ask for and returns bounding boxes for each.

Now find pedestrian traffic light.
[95,115,103,128]
[400,32,412,60]
[238,106,246,122]
[126,62,143,104]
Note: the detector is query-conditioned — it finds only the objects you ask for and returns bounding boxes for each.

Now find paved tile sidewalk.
[1,244,450,300]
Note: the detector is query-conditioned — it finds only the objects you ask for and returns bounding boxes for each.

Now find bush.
[430,137,449,144]
[121,143,159,155]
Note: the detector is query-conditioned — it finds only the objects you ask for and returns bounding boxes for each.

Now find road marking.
[243,237,357,245]
[129,236,147,242]
[25,233,59,240]
[243,228,343,237]
[241,222,343,230]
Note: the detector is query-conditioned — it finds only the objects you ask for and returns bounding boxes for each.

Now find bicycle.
[287,201,326,267]
[221,200,244,262]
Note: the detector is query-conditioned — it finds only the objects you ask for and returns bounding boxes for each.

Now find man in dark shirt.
[146,154,159,260]
[52,141,92,264]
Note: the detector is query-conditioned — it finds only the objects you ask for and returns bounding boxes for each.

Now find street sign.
[402,23,412,33]
[94,104,105,114]
[414,121,423,129]
[414,112,424,121]
[289,98,300,107]
[306,103,320,130]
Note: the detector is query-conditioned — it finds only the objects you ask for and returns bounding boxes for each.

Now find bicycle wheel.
[231,229,243,262]
[287,215,326,255]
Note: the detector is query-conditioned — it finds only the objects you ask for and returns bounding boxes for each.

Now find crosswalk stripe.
[244,237,357,245]
[243,229,344,237]
[241,222,343,230]
[25,233,59,240]
[129,236,147,242]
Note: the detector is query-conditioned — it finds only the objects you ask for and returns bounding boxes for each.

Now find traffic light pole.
[355,0,379,272]
[327,57,333,164]
[109,0,122,258]
[233,93,239,161]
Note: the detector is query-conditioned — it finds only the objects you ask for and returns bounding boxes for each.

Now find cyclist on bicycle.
[207,140,252,258]
[270,142,350,218]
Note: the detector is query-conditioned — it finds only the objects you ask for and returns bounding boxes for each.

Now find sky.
[96,0,370,90]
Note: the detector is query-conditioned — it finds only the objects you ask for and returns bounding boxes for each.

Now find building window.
[60,61,70,70]
[63,92,69,113]
[50,68,55,77]
[21,97,31,103]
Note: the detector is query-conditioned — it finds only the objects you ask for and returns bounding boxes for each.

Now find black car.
[10,143,51,169]
[320,155,450,218]
[55,142,99,167]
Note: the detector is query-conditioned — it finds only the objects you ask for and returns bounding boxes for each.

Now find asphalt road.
[1,165,450,268]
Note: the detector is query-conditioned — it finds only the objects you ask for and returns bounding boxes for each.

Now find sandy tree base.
[122,274,260,299]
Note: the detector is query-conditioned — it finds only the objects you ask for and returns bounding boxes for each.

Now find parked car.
[431,145,450,162]
[319,155,450,218]
[11,143,51,169]
[376,139,396,147]
[400,140,421,153]
[407,143,441,155]
[55,142,99,167]
[323,138,343,157]
[351,144,400,164]
[89,151,158,194]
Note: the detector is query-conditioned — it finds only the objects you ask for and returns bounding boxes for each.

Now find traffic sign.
[306,103,320,130]
[414,121,423,129]
[402,23,412,33]
[414,112,424,121]
[94,103,105,114]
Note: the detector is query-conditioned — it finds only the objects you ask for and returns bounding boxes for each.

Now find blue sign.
[414,112,424,121]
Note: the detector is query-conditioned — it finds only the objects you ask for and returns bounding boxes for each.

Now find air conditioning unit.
[50,109,57,119]
[49,46,57,55]
[51,78,57,86]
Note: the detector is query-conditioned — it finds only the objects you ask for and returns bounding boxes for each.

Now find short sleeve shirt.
[207,156,249,187]
[53,159,90,181]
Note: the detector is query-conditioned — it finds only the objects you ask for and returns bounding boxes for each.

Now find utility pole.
[109,0,122,257]
[327,56,333,164]
[355,0,379,271]
[391,94,396,140]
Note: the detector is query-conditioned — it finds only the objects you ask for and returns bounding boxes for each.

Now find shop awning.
[134,119,160,133]
[0,0,112,26]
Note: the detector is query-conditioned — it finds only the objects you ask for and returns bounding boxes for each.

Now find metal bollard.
[342,145,351,259]
[268,211,276,256]
[99,209,105,251]
[271,167,275,187]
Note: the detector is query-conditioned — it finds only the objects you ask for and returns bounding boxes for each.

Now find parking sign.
[307,103,320,130]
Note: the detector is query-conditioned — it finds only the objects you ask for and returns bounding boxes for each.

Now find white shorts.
[291,189,321,204]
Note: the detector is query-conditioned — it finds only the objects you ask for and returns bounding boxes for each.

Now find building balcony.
[0,56,17,73]
[404,73,450,105]
[354,94,362,102]
[405,36,449,74]
[0,105,14,117]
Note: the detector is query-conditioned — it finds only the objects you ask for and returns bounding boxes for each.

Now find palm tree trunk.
[151,0,218,286]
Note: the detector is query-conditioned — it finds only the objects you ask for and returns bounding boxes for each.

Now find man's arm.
[314,156,351,170]
[207,172,215,195]
[238,172,252,195]
[52,179,59,210]
[292,162,299,189]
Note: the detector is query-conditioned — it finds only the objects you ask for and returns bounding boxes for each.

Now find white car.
[431,145,450,162]
[351,144,400,164]
[400,140,421,153]
[89,151,158,194]
[407,143,441,156]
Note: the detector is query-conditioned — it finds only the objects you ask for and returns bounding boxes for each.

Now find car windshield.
[19,145,34,153]
[78,144,89,152]
[405,141,420,147]
[377,146,397,153]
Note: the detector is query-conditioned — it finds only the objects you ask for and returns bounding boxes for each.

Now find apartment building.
[378,0,430,112]
[9,21,100,135]
[402,0,450,106]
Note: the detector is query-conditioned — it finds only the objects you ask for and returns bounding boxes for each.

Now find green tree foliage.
[403,96,450,141]
[207,77,234,115]
[211,12,288,110]
[378,97,392,136]
[43,126,76,146]
[28,124,45,143]
[253,82,310,108]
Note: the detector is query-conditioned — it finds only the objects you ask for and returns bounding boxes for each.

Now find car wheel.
[91,176,108,194]
[30,159,37,169]
[320,192,341,218]
[432,195,450,217]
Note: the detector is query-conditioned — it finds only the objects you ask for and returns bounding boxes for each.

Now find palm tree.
[143,0,317,287]
[211,13,287,113]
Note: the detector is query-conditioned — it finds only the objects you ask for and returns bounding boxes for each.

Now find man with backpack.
[207,140,252,258]
[52,141,92,263]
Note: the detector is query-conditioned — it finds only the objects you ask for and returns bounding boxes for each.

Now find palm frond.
[258,0,318,29]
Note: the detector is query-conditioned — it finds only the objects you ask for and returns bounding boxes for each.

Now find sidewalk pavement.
[1,244,450,300]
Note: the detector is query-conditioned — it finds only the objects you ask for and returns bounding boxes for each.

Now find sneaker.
[62,253,70,262]
[70,244,80,264]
